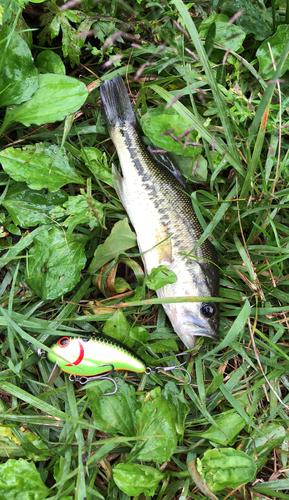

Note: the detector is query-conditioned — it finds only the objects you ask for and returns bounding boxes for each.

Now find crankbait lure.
[38,333,191,395]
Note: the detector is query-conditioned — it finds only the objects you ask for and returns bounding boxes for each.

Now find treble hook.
[145,352,191,386]
[69,364,118,396]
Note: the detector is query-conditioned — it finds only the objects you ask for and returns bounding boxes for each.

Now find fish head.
[160,258,220,349]
[163,300,219,349]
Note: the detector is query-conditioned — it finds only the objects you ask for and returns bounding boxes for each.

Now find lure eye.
[201,303,216,318]
[58,337,70,348]
[82,338,89,342]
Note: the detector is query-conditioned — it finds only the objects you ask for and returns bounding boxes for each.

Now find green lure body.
[47,334,146,377]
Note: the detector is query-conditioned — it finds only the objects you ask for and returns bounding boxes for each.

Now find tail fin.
[100,75,136,132]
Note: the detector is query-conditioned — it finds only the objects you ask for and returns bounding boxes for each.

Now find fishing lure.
[38,333,191,395]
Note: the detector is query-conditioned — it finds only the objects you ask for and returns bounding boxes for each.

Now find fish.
[99,75,219,349]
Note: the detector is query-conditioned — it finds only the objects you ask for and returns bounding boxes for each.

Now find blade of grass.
[66,375,87,500]
[203,299,251,359]
[150,83,244,177]
[172,0,243,172]
[248,40,289,146]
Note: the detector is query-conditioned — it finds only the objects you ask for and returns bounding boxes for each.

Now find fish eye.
[82,338,89,342]
[58,337,70,348]
[201,302,216,318]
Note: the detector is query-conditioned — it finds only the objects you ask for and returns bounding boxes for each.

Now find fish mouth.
[192,329,219,340]
[180,327,219,350]
[183,315,219,341]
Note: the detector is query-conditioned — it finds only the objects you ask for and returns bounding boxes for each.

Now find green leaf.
[113,464,164,497]
[81,147,114,187]
[102,310,134,348]
[129,326,149,344]
[0,458,49,500]
[0,427,24,458]
[146,265,177,291]
[171,0,243,172]
[0,0,21,24]
[1,73,88,131]
[0,25,38,107]
[192,410,246,445]
[241,423,286,470]
[150,338,178,353]
[228,0,272,41]
[204,21,216,58]
[257,25,289,80]
[36,49,65,75]
[197,448,257,492]
[252,478,289,496]
[9,427,51,461]
[163,382,189,440]
[0,143,85,192]
[169,152,207,183]
[199,14,246,52]
[141,106,202,158]
[51,11,84,67]
[87,378,138,435]
[49,193,104,237]
[0,427,39,459]
[88,218,137,273]
[128,387,178,462]
[1,183,68,228]
[25,226,87,300]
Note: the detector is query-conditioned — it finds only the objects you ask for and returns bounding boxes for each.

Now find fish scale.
[100,75,220,348]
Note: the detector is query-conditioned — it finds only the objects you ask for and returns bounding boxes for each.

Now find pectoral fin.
[112,164,126,207]
[155,227,173,266]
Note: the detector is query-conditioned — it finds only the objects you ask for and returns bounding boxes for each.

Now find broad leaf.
[113,464,164,497]
[0,143,85,192]
[146,265,177,291]
[0,458,49,500]
[0,426,50,460]
[128,387,177,462]
[241,423,286,470]
[169,151,208,183]
[163,382,189,440]
[0,25,38,107]
[81,147,114,187]
[87,378,139,436]
[1,0,23,24]
[25,226,87,300]
[197,448,256,492]
[49,194,104,237]
[48,11,85,67]
[141,106,202,158]
[149,338,178,353]
[257,25,289,80]
[129,326,149,344]
[102,310,134,348]
[2,183,68,228]
[199,14,246,52]
[36,50,65,75]
[1,73,88,131]
[88,218,137,273]
[191,409,246,445]
[225,0,272,41]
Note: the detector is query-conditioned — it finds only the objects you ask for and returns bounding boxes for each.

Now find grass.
[1,0,289,498]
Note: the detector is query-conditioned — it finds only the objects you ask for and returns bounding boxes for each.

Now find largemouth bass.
[100,75,219,349]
